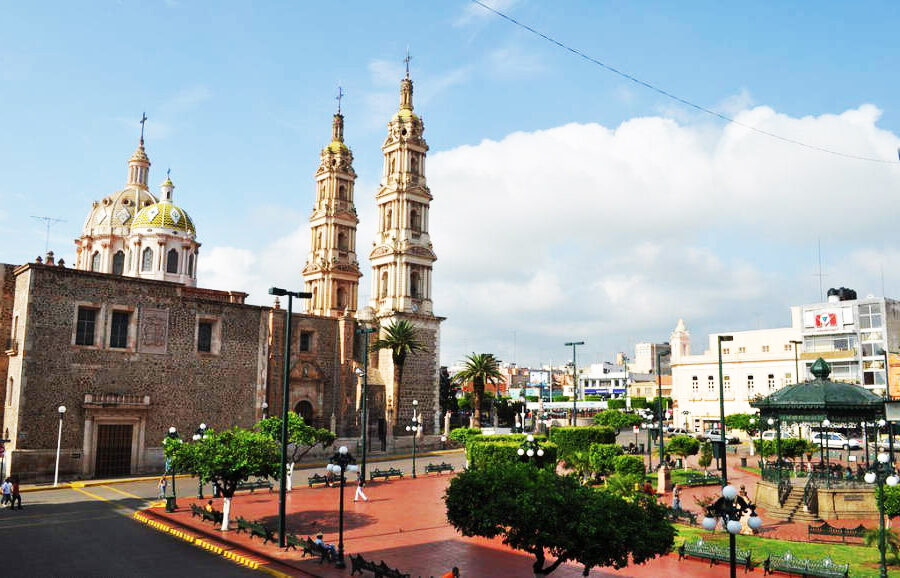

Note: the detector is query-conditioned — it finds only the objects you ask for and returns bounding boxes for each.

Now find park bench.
[370,467,404,482]
[284,532,302,551]
[683,472,723,487]
[424,462,455,475]
[807,522,867,543]
[190,503,223,525]
[235,516,253,534]
[666,507,697,525]
[763,551,848,577]
[308,473,330,487]
[246,520,276,544]
[235,478,273,493]
[301,536,334,563]
[678,539,752,572]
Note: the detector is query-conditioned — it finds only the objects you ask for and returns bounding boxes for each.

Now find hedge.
[607,399,626,410]
[470,433,547,444]
[449,427,482,446]
[588,443,623,475]
[551,395,570,402]
[549,426,616,461]
[613,455,646,477]
[630,396,648,409]
[466,440,558,470]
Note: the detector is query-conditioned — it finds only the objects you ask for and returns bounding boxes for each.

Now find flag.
[815,312,837,328]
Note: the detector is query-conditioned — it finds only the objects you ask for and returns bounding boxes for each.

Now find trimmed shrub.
[470,433,547,444]
[588,443,623,475]
[585,395,605,401]
[550,426,616,462]
[551,395,570,402]
[466,439,558,470]
[613,455,646,477]
[449,427,482,446]
[607,399,626,410]
[630,396,648,409]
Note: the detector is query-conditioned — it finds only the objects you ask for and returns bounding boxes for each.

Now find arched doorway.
[294,400,314,423]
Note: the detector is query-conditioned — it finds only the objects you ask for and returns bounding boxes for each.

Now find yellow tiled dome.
[132,200,196,235]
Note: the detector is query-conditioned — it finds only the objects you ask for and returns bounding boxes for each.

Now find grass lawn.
[644,468,720,485]
[674,524,895,577]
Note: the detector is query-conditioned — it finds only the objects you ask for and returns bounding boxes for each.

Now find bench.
[235,516,253,534]
[308,473,331,487]
[807,522,867,543]
[348,554,411,578]
[301,536,334,564]
[235,478,273,493]
[678,539,752,572]
[424,462,455,475]
[763,552,848,577]
[190,503,223,525]
[247,521,276,544]
[666,507,697,525]
[284,532,302,551]
[683,473,723,487]
[370,467,404,482]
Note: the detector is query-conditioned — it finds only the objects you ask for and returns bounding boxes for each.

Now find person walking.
[354,472,368,502]
[672,484,682,511]
[157,476,167,500]
[10,476,21,510]
[1,477,10,507]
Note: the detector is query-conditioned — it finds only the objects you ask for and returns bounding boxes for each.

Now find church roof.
[132,200,196,235]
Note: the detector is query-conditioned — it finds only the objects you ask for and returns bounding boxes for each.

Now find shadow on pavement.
[258,509,377,535]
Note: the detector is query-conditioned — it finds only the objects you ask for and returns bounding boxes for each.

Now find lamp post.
[643,420,653,467]
[768,417,783,481]
[790,340,802,382]
[519,393,527,434]
[325,446,358,569]
[268,286,312,548]
[749,418,756,457]
[656,350,670,470]
[262,402,269,419]
[516,434,546,463]
[356,307,376,481]
[405,400,421,478]
[53,405,67,487]
[702,485,763,578]
[192,423,208,498]
[864,452,899,578]
[565,341,584,426]
[717,335,734,480]
[822,418,831,470]
[165,426,180,512]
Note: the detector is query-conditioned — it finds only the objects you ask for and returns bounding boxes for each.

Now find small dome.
[132,200,196,235]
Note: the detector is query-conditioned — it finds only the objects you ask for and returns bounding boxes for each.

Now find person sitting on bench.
[314,533,337,560]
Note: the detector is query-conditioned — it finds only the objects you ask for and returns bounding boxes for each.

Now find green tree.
[724,413,758,436]
[445,462,675,576]
[452,353,504,428]
[593,410,643,434]
[664,435,700,470]
[165,427,280,531]
[588,443,624,476]
[256,412,335,491]
[864,528,900,563]
[878,485,900,518]
[371,319,424,432]
[698,442,713,470]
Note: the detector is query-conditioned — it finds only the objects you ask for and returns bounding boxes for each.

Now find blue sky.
[2,1,900,367]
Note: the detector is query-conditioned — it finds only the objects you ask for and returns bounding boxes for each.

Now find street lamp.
[516,434,546,463]
[656,349,670,470]
[356,306,377,481]
[822,418,831,468]
[192,423,208,498]
[749,418,756,457]
[53,405,67,487]
[767,417,783,480]
[325,446,358,569]
[642,420,653,468]
[268,286,312,548]
[701,484,763,578]
[864,452,899,578]
[564,341,584,426]
[717,335,734,479]
[519,393,527,434]
[406,400,421,478]
[261,402,269,419]
[790,340,802,382]
[165,426,180,512]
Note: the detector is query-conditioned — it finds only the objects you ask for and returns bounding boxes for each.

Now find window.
[410,208,420,232]
[142,247,153,272]
[197,321,213,353]
[75,307,97,346]
[339,184,347,200]
[724,375,731,396]
[385,210,392,230]
[862,343,882,357]
[336,287,346,309]
[722,348,730,354]
[707,376,715,395]
[167,249,179,274]
[747,376,755,396]
[299,331,312,352]
[410,155,419,174]
[410,270,420,299]
[91,251,101,272]
[738,346,746,354]
[380,271,388,298]
[109,311,130,349]
[860,303,883,329]
[761,345,769,353]
[187,254,194,277]
[784,344,792,351]
[338,231,348,251]
[768,374,775,390]
[112,251,125,275]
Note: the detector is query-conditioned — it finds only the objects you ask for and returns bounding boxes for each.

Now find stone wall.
[0,263,17,427]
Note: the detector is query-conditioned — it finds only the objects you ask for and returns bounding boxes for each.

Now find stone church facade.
[0,67,442,481]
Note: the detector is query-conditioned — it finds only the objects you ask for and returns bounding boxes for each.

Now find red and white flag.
[816,312,837,328]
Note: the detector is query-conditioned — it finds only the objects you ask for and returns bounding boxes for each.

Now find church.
[0,69,443,481]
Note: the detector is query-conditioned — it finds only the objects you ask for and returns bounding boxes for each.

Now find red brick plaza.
[148,471,766,577]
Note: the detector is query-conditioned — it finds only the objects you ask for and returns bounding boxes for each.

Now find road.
[1,451,465,577]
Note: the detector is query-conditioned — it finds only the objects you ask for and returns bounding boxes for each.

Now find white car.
[810,432,860,450]
[761,430,794,441]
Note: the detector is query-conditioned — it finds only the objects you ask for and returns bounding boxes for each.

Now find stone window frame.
[166,248,179,274]
[105,305,138,352]
[72,302,103,349]
[195,314,222,356]
[299,330,314,353]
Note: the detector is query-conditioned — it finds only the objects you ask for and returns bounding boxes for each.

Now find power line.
[471,0,898,165]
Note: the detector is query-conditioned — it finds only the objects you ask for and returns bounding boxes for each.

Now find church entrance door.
[95,424,133,477]
[294,400,314,423]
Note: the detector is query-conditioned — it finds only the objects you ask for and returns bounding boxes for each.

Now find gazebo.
[750,357,888,520]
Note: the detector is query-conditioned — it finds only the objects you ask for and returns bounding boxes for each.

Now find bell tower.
[303,91,362,316]
[368,67,436,317]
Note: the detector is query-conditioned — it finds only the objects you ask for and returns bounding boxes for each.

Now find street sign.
[632,426,639,434]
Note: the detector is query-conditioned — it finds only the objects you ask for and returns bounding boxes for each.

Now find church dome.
[131,176,196,236]
[81,186,157,238]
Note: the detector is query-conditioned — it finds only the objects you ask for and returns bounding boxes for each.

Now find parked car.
[761,430,795,441]
[810,432,860,450]
[698,429,740,444]
[667,427,691,436]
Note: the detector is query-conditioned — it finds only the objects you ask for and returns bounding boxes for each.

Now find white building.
[579,362,652,399]
[670,313,802,433]
[631,342,671,375]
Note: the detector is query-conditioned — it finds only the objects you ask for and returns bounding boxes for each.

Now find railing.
[809,470,869,490]
[802,475,819,516]
[778,477,793,507]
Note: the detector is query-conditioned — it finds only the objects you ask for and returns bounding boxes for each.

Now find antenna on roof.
[31,216,66,254]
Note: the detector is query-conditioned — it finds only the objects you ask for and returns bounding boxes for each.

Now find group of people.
[1,476,22,509]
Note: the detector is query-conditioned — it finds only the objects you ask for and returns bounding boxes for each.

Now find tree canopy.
[452,353,504,427]
[445,462,674,575]
[256,411,335,463]
[593,409,643,433]
[724,413,759,435]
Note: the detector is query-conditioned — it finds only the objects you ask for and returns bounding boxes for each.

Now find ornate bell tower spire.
[127,113,151,189]
[302,89,362,316]
[369,67,436,317]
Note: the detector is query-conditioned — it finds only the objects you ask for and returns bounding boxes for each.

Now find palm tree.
[453,353,504,428]
[371,319,424,432]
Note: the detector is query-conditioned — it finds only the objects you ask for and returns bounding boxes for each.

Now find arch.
[380,270,388,298]
[410,208,420,231]
[410,270,420,299]
[141,247,154,272]
[410,155,419,174]
[112,251,125,275]
[338,184,347,200]
[337,286,347,309]
[187,253,195,277]
[294,400,314,423]
[337,230,348,251]
[91,251,101,272]
[166,248,179,274]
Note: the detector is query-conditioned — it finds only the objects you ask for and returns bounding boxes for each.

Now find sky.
[2,1,900,368]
